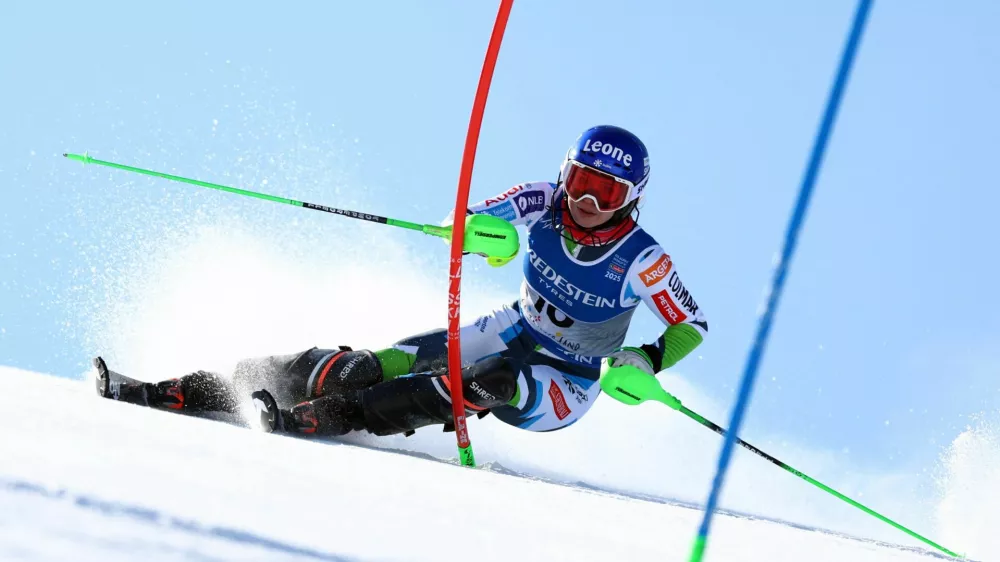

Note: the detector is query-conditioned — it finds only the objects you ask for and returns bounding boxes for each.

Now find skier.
[95,125,707,437]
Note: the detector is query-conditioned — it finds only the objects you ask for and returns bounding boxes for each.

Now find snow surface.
[0,366,975,561]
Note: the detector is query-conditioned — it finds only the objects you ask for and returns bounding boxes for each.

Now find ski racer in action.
[95,125,708,437]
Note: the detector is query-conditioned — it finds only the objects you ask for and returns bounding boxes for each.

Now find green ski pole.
[63,152,519,266]
[600,365,964,559]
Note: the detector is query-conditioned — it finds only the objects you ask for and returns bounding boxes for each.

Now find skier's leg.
[378,303,535,378]
[182,346,384,410]
[248,302,531,411]
[275,355,519,436]
[271,304,535,436]
[95,346,381,414]
[361,355,519,436]
[93,356,226,412]
[488,352,602,432]
[229,347,382,402]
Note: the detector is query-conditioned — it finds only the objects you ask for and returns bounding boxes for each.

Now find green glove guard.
[599,363,682,410]
[425,214,519,267]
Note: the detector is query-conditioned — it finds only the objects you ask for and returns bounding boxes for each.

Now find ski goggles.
[562,160,635,212]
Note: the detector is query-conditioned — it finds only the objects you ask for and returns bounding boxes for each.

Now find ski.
[93,356,152,406]
[93,356,184,410]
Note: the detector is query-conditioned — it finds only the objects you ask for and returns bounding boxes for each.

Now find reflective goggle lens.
[563,161,632,212]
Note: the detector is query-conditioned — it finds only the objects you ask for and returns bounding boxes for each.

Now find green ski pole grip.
[424,214,519,267]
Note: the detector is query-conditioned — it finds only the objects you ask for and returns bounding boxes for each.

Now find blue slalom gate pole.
[689,2,875,560]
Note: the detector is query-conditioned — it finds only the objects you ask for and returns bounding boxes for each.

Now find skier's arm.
[464,182,554,227]
[624,246,708,372]
[438,182,553,267]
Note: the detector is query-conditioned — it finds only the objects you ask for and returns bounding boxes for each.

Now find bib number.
[533,296,575,328]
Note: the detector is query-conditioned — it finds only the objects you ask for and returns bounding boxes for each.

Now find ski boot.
[251,388,364,435]
[93,356,185,410]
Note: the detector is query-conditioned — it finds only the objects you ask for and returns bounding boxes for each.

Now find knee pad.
[461,356,517,409]
[292,347,383,397]
[230,346,382,404]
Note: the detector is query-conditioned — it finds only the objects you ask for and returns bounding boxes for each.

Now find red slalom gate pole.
[447,0,515,467]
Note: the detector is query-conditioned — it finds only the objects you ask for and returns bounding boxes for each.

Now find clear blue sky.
[2,0,999,478]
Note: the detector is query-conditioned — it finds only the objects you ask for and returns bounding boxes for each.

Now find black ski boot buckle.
[251,389,282,433]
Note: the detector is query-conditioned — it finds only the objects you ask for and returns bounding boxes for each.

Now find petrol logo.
[652,289,687,324]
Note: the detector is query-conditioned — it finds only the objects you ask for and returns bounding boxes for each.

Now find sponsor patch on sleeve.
[480,201,516,221]
[513,191,546,216]
[484,184,525,207]
[548,380,572,420]
[666,271,699,316]
[639,254,673,287]
[652,289,688,325]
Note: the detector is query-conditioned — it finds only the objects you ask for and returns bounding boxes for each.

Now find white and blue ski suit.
[391,182,707,432]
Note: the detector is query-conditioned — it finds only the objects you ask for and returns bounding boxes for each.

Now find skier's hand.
[600,348,682,409]
[602,346,656,377]
[433,213,518,267]
[447,214,519,267]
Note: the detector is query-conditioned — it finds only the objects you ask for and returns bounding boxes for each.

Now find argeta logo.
[652,289,687,325]
[548,381,572,420]
[582,139,633,167]
[640,254,672,287]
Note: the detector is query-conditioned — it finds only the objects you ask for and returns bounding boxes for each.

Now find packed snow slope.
[0,367,968,562]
